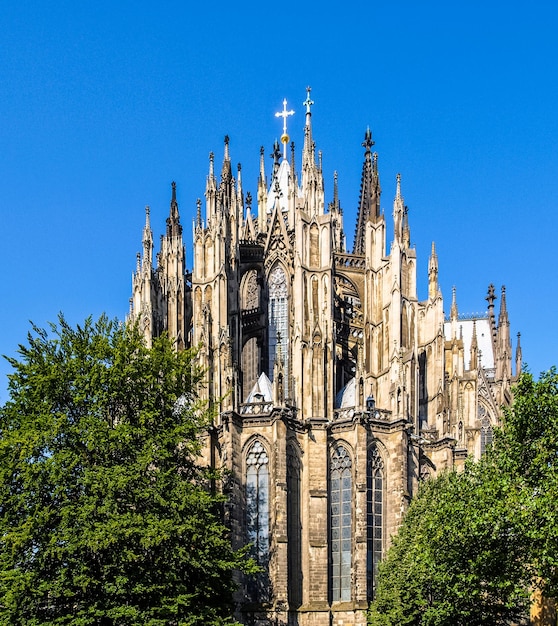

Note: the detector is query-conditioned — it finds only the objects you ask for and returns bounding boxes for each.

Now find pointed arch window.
[480,415,493,455]
[268,266,289,392]
[330,445,352,602]
[246,441,269,566]
[287,444,302,607]
[367,446,384,600]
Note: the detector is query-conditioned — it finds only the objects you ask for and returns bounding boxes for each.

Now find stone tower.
[129,89,520,626]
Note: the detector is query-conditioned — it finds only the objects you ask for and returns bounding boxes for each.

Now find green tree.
[494,368,558,598]
[368,459,531,626]
[0,315,253,625]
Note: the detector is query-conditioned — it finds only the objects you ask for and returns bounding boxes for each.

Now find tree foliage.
[369,368,558,624]
[0,315,253,625]
[368,458,531,626]
[494,368,558,598]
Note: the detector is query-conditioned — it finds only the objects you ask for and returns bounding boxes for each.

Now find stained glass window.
[268,266,288,393]
[287,445,302,607]
[367,446,384,599]
[330,445,352,602]
[246,441,269,564]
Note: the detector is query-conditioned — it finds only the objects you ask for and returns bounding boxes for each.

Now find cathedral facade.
[129,90,520,626]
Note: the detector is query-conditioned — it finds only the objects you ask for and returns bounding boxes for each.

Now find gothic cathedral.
[129,89,520,626]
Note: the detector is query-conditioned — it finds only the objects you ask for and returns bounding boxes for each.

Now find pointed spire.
[333,171,339,211]
[259,145,266,182]
[486,283,497,344]
[221,135,232,180]
[470,319,478,369]
[209,151,215,179]
[353,128,381,254]
[237,162,243,205]
[402,205,410,248]
[428,242,439,300]
[142,205,153,268]
[515,332,522,376]
[271,139,281,176]
[499,285,509,325]
[166,182,182,238]
[450,286,458,321]
[302,87,315,168]
[393,173,406,245]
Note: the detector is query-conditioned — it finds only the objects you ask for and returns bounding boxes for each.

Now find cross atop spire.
[275,98,294,159]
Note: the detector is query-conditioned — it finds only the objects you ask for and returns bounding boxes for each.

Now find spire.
[333,170,339,212]
[166,182,182,238]
[486,283,497,344]
[209,151,215,179]
[393,173,405,245]
[237,162,243,205]
[221,135,232,180]
[353,128,381,254]
[450,286,458,321]
[142,205,153,268]
[515,332,522,376]
[470,319,478,369]
[269,139,282,188]
[259,145,266,182]
[498,285,509,326]
[302,87,315,167]
[428,242,439,300]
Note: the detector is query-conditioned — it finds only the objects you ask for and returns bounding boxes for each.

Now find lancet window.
[246,441,270,565]
[268,266,288,389]
[480,412,493,455]
[287,444,302,607]
[330,444,352,602]
[367,445,384,599]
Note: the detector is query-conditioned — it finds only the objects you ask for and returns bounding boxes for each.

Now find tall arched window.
[330,445,352,602]
[268,266,288,392]
[246,440,270,600]
[480,413,493,455]
[367,445,384,600]
[287,444,302,607]
[246,441,269,563]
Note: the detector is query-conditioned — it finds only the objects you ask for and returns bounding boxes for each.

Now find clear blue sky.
[1,1,557,402]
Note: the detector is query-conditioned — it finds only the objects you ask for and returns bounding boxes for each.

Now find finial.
[275,98,295,159]
[451,285,458,320]
[224,136,230,161]
[145,205,150,227]
[196,198,202,228]
[303,86,314,115]
[209,151,214,178]
[171,181,176,202]
[395,173,401,199]
[333,170,339,210]
[271,139,281,168]
[363,127,375,153]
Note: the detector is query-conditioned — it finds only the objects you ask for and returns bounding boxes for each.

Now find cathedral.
[129,89,521,626]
